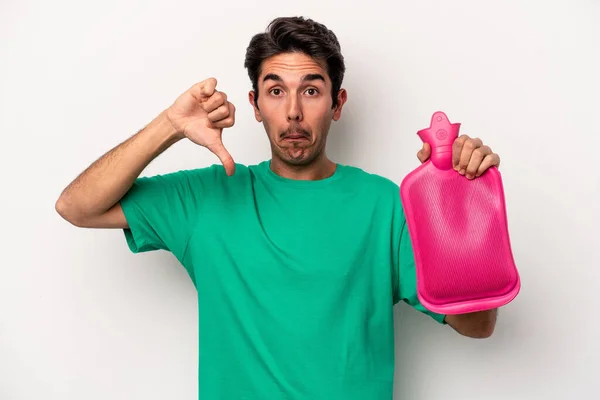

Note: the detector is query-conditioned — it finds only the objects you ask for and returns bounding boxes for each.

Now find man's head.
[244,16,347,168]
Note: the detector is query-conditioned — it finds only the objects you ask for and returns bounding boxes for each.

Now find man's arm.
[55,112,183,229]
[444,309,498,338]
[55,77,236,229]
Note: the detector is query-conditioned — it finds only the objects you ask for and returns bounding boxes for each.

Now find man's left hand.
[417,135,501,179]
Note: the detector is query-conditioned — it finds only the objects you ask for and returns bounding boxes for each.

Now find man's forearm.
[56,111,183,224]
[444,308,498,338]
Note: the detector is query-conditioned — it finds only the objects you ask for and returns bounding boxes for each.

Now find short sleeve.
[392,196,446,324]
[119,167,210,274]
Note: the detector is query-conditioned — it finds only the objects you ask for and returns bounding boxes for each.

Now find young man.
[56,16,501,400]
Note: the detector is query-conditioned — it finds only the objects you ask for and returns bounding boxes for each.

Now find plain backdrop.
[1,0,599,399]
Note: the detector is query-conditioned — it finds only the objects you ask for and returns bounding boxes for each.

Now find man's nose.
[287,96,303,121]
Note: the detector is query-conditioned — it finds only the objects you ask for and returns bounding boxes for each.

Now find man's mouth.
[284,133,309,140]
[281,125,310,140]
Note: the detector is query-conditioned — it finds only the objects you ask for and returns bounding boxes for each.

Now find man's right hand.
[166,78,237,176]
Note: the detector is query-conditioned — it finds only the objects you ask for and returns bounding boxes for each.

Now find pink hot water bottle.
[400,111,520,315]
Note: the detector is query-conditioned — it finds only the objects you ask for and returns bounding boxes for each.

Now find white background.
[1,0,599,399]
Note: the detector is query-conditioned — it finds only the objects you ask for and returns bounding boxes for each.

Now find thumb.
[207,141,235,176]
[417,142,431,164]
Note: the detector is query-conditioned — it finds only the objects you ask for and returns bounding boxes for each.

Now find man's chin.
[288,147,310,160]
[271,140,320,165]
[279,148,315,166]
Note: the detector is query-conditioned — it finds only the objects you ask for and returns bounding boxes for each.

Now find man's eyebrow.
[263,73,282,83]
[302,74,325,83]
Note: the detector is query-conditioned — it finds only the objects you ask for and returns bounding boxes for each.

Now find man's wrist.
[160,109,185,142]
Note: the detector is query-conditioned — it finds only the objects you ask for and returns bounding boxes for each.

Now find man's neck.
[269,156,337,181]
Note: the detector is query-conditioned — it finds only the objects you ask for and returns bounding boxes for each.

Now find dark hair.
[244,16,346,109]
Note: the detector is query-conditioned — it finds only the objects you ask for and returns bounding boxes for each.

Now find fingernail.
[459,169,466,175]
[466,174,473,179]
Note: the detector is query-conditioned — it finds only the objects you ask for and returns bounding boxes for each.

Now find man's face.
[248,52,346,166]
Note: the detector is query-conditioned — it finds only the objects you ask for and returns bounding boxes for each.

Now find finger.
[202,91,227,114]
[207,103,230,122]
[452,135,469,169]
[465,146,490,179]
[476,153,501,177]
[207,141,235,176]
[457,137,482,175]
[211,103,236,129]
[190,77,217,101]
[417,142,431,163]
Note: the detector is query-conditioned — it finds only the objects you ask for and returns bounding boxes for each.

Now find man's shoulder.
[127,164,253,200]
[339,163,400,191]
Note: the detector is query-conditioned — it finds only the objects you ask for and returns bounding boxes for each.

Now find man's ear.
[248,91,262,122]
[332,89,348,121]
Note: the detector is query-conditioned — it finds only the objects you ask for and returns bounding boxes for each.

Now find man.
[56,16,501,399]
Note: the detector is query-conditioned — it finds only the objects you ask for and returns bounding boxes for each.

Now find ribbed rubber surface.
[401,165,519,312]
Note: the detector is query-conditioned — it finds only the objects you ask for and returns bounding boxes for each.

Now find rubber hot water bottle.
[400,111,520,315]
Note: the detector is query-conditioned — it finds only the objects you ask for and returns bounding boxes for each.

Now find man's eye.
[271,89,282,96]
[306,88,318,96]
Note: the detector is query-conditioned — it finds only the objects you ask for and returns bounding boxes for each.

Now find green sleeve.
[393,197,446,324]
[119,167,215,279]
